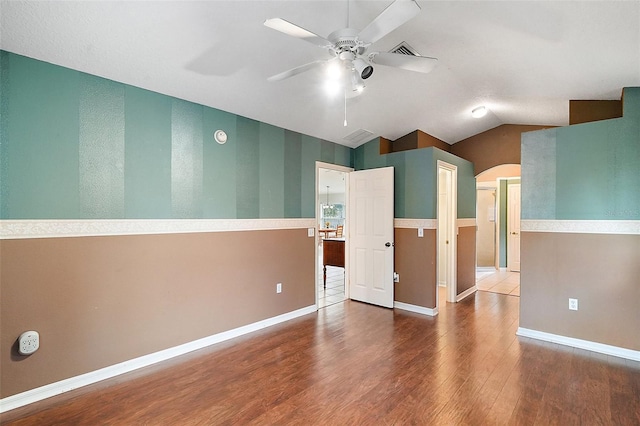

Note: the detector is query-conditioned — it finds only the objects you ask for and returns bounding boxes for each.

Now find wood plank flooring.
[2,291,640,425]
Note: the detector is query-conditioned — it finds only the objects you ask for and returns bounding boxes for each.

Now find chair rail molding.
[0,219,317,239]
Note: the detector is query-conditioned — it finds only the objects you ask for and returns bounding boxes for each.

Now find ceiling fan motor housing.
[330,29,373,79]
[328,28,367,55]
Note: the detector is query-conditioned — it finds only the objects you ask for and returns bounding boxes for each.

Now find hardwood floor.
[3,292,640,425]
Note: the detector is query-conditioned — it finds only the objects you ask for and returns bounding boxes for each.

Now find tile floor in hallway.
[476,268,520,296]
[317,262,518,308]
[318,265,345,308]
[317,241,346,308]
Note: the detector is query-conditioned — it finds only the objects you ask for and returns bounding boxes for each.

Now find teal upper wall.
[0,51,353,219]
[354,141,476,219]
[522,87,640,220]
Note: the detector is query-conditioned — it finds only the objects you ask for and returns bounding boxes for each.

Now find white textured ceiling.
[1,1,639,147]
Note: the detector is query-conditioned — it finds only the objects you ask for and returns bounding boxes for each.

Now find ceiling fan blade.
[369,52,438,74]
[267,60,327,82]
[264,18,332,49]
[358,0,421,44]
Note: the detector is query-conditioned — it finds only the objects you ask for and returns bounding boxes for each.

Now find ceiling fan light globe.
[325,80,342,97]
[326,61,343,80]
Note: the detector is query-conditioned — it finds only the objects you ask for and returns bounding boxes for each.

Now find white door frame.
[315,162,353,308]
[437,160,458,306]
[507,183,521,272]
[495,177,521,271]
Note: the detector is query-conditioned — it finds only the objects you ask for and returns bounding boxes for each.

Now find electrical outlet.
[18,330,39,355]
[393,272,400,283]
[276,283,282,293]
[569,298,578,311]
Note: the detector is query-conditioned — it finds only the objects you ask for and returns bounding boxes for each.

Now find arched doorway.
[475,164,521,296]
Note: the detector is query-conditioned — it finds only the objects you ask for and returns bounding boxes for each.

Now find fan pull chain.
[344,89,348,127]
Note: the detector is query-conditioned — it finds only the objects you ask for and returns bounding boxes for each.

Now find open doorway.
[475,164,521,296]
[437,161,458,307]
[316,164,350,308]
[476,185,496,269]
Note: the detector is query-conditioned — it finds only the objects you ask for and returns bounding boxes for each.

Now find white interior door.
[348,167,394,308]
[437,161,457,305]
[507,183,521,272]
[437,169,449,287]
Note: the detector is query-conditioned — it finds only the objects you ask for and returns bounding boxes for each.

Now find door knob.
[385,242,394,247]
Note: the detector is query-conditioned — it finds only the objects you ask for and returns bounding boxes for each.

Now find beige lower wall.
[520,232,640,351]
[394,228,437,309]
[393,225,476,307]
[0,229,315,398]
[476,189,496,267]
[457,226,477,295]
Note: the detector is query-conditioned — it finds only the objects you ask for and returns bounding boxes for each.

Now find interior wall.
[456,226,476,295]
[451,124,555,176]
[476,188,496,267]
[0,50,352,399]
[569,99,623,125]
[499,180,508,267]
[0,51,353,220]
[521,232,639,350]
[388,129,451,153]
[1,229,315,398]
[355,141,476,309]
[476,164,521,182]
[394,228,437,309]
[520,87,640,351]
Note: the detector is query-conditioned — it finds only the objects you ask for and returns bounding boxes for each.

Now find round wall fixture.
[214,130,227,144]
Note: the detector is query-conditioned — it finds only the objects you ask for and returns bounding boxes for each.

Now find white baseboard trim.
[516,327,640,362]
[0,305,317,413]
[456,285,477,302]
[394,301,438,316]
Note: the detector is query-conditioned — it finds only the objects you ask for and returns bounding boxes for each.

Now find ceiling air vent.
[390,41,420,56]
[343,129,375,146]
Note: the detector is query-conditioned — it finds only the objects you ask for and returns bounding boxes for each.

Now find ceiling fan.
[264,0,437,91]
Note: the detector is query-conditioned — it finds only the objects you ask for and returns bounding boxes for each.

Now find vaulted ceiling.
[1,1,638,147]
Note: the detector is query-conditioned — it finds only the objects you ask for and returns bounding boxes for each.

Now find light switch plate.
[308,228,315,237]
